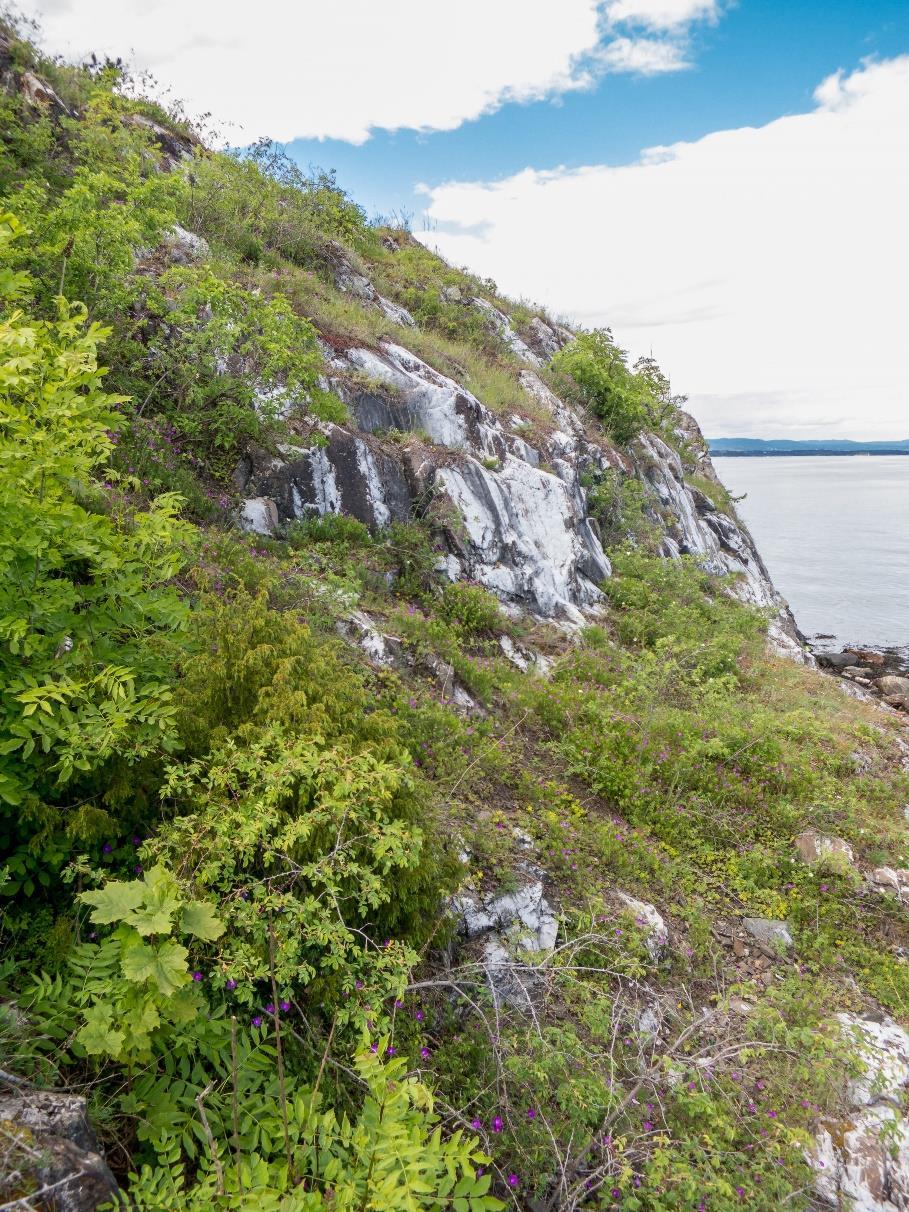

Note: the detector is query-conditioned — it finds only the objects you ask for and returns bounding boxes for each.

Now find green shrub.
[286,512,372,547]
[551,329,658,444]
[438,582,503,638]
[0,213,190,846]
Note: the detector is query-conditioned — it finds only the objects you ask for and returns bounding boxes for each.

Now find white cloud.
[417,57,909,439]
[595,35,690,75]
[605,0,720,31]
[13,0,605,143]
[15,0,717,143]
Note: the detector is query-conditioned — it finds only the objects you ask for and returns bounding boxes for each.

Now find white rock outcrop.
[811,1014,909,1210]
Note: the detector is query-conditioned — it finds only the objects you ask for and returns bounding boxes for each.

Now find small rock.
[337,611,399,667]
[794,829,855,867]
[238,496,279,536]
[869,867,909,897]
[614,891,669,959]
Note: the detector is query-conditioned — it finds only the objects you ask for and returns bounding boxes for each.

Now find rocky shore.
[813,643,909,710]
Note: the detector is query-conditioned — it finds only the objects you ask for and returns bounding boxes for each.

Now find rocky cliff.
[235,244,804,657]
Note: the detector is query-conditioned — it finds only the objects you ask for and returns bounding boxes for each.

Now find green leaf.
[80,879,145,925]
[180,900,225,941]
[78,1003,125,1057]
[121,938,189,995]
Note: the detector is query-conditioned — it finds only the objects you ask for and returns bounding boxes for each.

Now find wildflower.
[819,883,829,892]
[280,1000,291,1013]
[132,836,141,846]
[527,1108,537,1121]
[226,979,237,991]
[370,1043,378,1053]
[355,980,364,990]
[507,1174,519,1188]
[643,1120,653,1131]
[192,971,203,982]
[252,1015,262,1027]
[492,1115,503,1133]
[265,1003,275,1015]
[102,843,113,854]
[612,1189,621,1199]
[134,865,143,875]
[471,1119,483,1131]
[386,1046,396,1056]
[420,1046,430,1059]
[415,1009,425,1021]
[394,999,404,1009]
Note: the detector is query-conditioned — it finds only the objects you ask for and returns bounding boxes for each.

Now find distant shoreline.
[711,450,909,457]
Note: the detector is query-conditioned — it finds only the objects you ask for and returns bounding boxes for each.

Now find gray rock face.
[240,339,613,621]
[235,323,796,642]
[742,917,793,956]
[632,429,808,662]
[451,876,558,1010]
[0,1090,119,1212]
[327,243,415,327]
[524,316,572,362]
[811,1014,909,1211]
[471,297,541,365]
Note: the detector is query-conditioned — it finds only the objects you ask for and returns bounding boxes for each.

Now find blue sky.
[23,0,909,437]
[279,2,909,224]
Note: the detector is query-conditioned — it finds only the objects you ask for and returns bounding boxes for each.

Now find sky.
[15,0,909,439]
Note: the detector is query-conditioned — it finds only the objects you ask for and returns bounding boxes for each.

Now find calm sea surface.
[712,456,909,650]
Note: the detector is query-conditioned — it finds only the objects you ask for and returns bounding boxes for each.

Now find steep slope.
[1,24,907,1212]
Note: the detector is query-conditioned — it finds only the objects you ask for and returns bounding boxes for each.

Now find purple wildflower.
[252,1015,262,1027]
[192,971,203,982]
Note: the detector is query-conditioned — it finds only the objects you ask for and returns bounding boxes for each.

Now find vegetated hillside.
[1,19,908,1212]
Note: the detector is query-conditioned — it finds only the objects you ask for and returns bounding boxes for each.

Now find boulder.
[875,675,909,704]
[818,651,860,671]
[794,829,855,867]
[160,224,209,266]
[0,1090,118,1212]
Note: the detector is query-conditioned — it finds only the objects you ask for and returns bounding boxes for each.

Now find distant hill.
[709,437,909,455]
